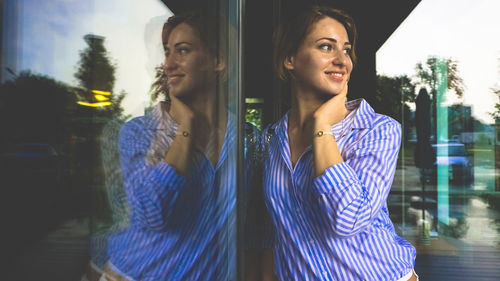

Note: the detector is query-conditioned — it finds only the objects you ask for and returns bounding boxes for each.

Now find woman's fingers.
[313,83,349,127]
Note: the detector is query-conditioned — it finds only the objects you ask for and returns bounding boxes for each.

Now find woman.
[102,10,247,280]
[263,6,417,281]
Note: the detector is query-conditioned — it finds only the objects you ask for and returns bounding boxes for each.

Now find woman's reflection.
[101,10,240,281]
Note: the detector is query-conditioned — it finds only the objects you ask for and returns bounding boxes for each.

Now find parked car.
[430,143,473,185]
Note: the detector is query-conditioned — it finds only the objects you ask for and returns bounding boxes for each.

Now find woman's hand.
[313,83,349,130]
[312,83,348,177]
[164,95,195,177]
[168,95,195,126]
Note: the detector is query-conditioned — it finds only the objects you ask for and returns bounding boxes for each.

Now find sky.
[377,0,500,124]
[2,0,171,118]
[3,0,500,123]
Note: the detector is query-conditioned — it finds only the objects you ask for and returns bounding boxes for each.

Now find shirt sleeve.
[118,118,186,232]
[311,117,401,237]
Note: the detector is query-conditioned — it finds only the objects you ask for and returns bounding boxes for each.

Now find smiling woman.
[98,9,248,281]
[262,5,418,281]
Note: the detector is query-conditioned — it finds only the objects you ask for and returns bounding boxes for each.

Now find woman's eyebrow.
[315,37,351,46]
[174,41,193,47]
[164,41,193,50]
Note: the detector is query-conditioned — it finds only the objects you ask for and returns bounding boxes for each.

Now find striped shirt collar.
[347,98,376,129]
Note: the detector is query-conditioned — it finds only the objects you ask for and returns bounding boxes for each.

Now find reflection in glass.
[377,1,500,279]
[1,1,246,280]
[98,9,245,281]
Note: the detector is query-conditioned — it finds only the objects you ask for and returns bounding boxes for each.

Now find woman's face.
[164,23,216,99]
[286,17,353,97]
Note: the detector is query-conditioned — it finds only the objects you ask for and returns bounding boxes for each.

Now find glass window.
[377,1,500,279]
[1,0,244,280]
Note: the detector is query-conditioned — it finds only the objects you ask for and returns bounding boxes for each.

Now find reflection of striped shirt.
[107,102,244,281]
[264,99,416,281]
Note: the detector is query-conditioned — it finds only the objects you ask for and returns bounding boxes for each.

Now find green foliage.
[0,71,78,148]
[73,34,128,122]
[489,86,500,122]
[75,35,116,92]
[245,108,262,130]
[415,57,465,99]
[376,75,415,144]
[439,218,469,239]
[376,74,416,120]
[447,104,474,137]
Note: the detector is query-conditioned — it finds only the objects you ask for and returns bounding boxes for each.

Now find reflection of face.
[164,23,215,99]
[287,17,353,96]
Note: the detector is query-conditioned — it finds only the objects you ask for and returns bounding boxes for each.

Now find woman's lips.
[168,74,184,84]
[325,71,344,81]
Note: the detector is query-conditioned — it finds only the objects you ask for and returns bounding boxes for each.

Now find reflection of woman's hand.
[164,95,195,177]
[313,83,348,130]
[169,95,194,127]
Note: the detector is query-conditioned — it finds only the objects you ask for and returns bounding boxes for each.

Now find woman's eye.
[319,44,332,51]
[343,48,351,55]
[178,48,190,55]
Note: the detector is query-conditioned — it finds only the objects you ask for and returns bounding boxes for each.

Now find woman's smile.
[286,17,353,96]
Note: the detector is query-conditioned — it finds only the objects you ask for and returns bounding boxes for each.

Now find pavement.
[390,163,500,281]
[7,218,90,281]
[6,162,500,281]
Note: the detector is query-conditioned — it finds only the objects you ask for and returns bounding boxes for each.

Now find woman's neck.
[288,84,328,131]
[182,91,226,130]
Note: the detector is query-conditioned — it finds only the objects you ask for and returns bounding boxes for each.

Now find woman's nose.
[164,55,178,70]
[332,49,348,65]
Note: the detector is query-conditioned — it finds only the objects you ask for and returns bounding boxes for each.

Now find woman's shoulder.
[117,113,158,148]
[372,112,401,130]
[120,115,151,135]
[351,99,401,131]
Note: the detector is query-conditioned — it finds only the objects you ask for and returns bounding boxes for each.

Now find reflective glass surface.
[1,0,243,280]
[378,1,500,279]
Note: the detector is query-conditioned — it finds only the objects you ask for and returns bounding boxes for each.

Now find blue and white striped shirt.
[263,99,416,281]
[107,102,248,281]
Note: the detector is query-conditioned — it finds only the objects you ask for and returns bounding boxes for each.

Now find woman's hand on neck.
[289,82,349,133]
[170,91,219,128]
[312,86,349,133]
[168,91,227,159]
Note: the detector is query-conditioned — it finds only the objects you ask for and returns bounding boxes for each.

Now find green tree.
[375,75,415,145]
[376,74,416,120]
[490,86,500,122]
[0,71,77,151]
[74,34,127,122]
[414,57,465,138]
[415,57,465,99]
[75,34,115,92]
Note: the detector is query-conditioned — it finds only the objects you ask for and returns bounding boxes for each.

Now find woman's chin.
[318,90,340,100]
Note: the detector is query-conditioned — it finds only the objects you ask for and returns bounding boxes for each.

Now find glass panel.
[1,0,243,280]
[377,0,500,279]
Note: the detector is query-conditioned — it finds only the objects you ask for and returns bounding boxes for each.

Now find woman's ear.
[284,56,295,70]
